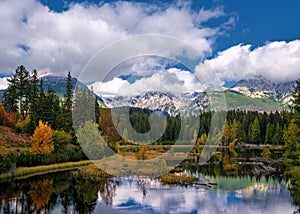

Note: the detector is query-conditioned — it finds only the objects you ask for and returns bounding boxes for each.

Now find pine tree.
[95,98,101,124]
[29,69,39,128]
[265,123,274,144]
[15,65,31,117]
[90,86,101,124]
[73,88,95,130]
[272,123,283,145]
[46,86,61,129]
[37,79,47,123]
[3,84,18,113]
[294,79,300,125]
[251,117,261,144]
[62,72,73,132]
[3,65,31,116]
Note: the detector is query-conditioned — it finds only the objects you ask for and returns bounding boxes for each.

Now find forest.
[0,65,299,182]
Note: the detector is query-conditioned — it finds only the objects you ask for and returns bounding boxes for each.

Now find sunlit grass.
[0,160,92,180]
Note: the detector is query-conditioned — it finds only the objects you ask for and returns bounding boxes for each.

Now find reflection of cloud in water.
[96,178,295,214]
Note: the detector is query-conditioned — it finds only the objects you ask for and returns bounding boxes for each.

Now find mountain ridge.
[99,78,296,116]
[0,75,296,115]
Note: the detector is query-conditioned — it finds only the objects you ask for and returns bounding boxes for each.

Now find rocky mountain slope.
[230,78,296,105]
[100,78,296,116]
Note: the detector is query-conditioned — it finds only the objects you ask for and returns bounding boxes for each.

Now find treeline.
[1,65,300,174]
[0,65,98,174]
[96,108,293,147]
[3,65,75,134]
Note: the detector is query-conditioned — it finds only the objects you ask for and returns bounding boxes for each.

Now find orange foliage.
[30,120,54,154]
[0,104,5,125]
[99,109,121,143]
[5,111,16,128]
[28,180,53,211]
[0,104,17,128]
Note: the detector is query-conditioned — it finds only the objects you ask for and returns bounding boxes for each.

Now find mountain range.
[99,77,296,116]
[0,74,296,116]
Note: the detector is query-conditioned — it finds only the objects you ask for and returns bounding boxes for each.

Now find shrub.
[52,130,72,153]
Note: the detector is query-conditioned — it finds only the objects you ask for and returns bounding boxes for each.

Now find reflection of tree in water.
[60,188,74,214]
[0,181,21,213]
[72,176,106,213]
[0,172,110,213]
[100,179,118,205]
[28,179,53,212]
[288,168,300,213]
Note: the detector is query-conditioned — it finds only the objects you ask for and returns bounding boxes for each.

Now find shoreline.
[0,160,92,181]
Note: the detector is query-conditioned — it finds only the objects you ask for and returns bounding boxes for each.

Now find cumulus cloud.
[195,40,300,83]
[0,0,231,77]
[89,68,204,96]
[0,78,8,90]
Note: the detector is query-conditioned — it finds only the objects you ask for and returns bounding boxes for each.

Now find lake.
[0,149,299,214]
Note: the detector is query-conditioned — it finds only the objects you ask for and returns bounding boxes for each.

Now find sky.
[0,0,300,94]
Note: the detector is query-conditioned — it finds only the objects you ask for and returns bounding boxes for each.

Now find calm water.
[0,171,297,213]
[0,149,298,213]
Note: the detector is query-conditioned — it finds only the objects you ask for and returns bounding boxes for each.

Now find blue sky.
[0,0,300,93]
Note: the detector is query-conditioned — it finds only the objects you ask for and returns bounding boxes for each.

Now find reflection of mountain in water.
[0,170,296,214]
[97,176,295,214]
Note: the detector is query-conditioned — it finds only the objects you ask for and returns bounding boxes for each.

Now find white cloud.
[196,7,225,23]
[0,0,230,77]
[89,68,204,96]
[195,40,300,83]
[0,78,8,90]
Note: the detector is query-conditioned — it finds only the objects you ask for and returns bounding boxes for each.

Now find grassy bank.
[0,160,92,180]
[161,173,197,185]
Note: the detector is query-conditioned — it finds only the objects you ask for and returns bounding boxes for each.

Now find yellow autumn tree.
[222,121,231,146]
[30,120,54,154]
[197,133,207,145]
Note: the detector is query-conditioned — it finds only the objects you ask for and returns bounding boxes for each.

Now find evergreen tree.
[90,86,101,124]
[27,69,40,133]
[293,79,300,125]
[3,84,18,113]
[231,119,243,142]
[95,98,101,124]
[45,86,61,129]
[62,72,73,132]
[251,117,261,144]
[272,123,283,145]
[265,123,274,144]
[37,79,47,123]
[3,65,31,117]
[73,88,95,130]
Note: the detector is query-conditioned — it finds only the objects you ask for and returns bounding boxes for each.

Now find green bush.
[52,130,72,153]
